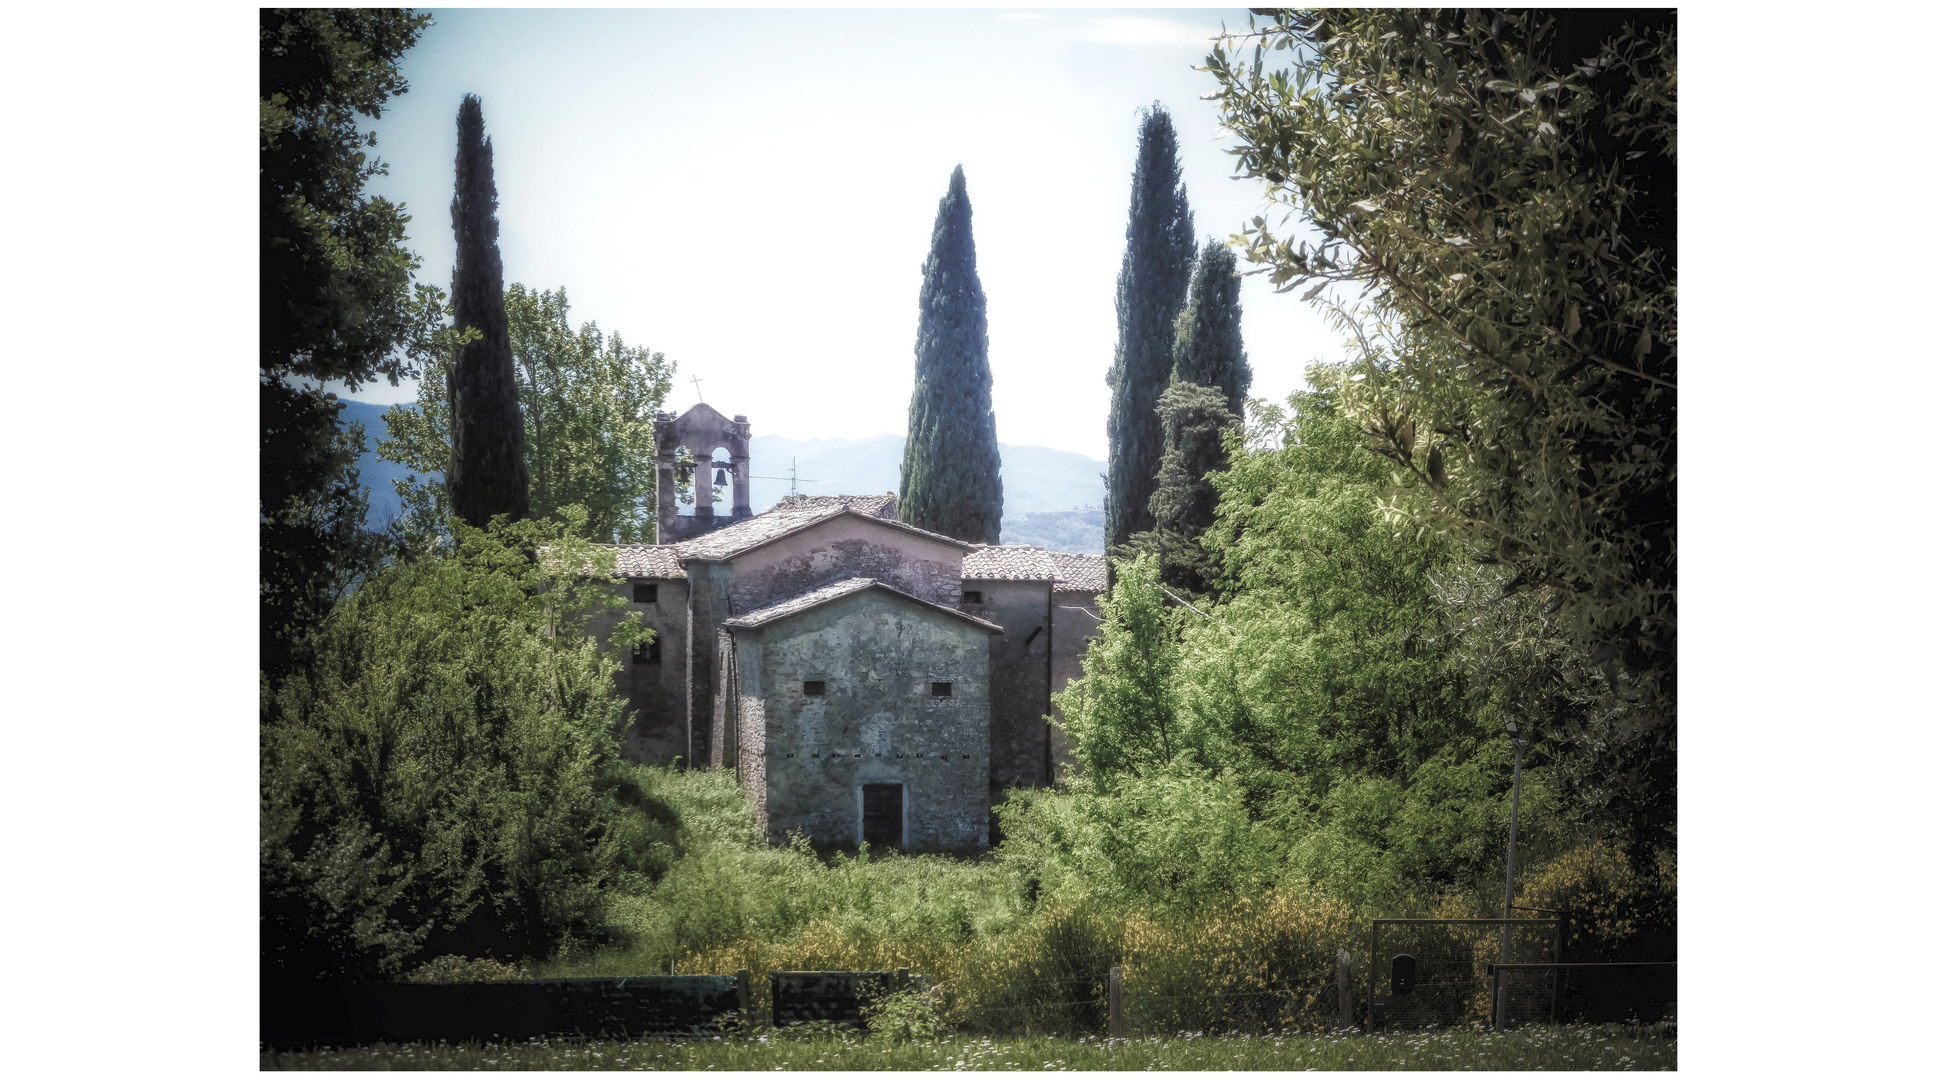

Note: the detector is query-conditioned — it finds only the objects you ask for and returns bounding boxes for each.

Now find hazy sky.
[346,7,1344,459]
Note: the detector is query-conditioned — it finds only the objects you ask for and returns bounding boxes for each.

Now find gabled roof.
[962,545,1058,582]
[770,493,898,519]
[1049,551,1107,594]
[677,503,972,562]
[613,545,687,579]
[721,577,1004,634]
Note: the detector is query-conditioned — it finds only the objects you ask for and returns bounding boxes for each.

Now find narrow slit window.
[803,680,827,697]
[632,638,661,665]
[961,590,982,604]
[930,681,952,698]
[633,583,658,604]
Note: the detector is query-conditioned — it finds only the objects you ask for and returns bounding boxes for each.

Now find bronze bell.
[714,466,729,487]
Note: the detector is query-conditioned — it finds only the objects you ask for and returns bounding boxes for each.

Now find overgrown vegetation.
[261,513,655,997]
[1205,9,1676,856]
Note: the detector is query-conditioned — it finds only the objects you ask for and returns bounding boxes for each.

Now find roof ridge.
[721,576,1002,634]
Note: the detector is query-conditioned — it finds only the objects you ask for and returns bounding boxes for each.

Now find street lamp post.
[1496,720,1529,1031]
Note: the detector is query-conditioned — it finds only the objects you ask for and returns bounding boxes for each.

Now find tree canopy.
[1204,9,1676,854]
[381,284,674,544]
[259,7,441,685]
[1105,105,1195,556]
[1116,240,1252,595]
[262,511,658,987]
[900,165,1003,544]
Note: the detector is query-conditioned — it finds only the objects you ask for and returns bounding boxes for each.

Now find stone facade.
[603,404,1107,849]
[718,580,1000,850]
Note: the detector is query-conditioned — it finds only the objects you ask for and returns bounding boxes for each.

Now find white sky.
[342,6,1345,460]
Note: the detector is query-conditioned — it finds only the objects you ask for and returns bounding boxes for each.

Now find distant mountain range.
[336,401,1105,552]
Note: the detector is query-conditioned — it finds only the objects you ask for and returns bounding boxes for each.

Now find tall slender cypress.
[447,94,530,528]
[899,166,1003,544]
[1105,105,1195,555]
[1170,240,1250,416]
[1122,239,1251,595]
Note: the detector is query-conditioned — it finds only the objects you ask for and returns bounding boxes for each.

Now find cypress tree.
[1117,241,1250,595]
[1105,104,1195,555]
[447,94,530,528]
[1131,382,1237,596]
[899,165,1003,544]
[1170,240,1250,415]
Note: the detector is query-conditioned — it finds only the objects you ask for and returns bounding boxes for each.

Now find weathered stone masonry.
[602,404,1105,851]
[720,581,1000,850]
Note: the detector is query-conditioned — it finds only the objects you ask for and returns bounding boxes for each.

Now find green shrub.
[403,954,530,983]
[260,512,655,983]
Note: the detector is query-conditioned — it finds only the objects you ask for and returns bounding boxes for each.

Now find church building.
[598,403,1105,851]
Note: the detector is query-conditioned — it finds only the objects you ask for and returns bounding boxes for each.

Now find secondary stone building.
[600,404,1105,851]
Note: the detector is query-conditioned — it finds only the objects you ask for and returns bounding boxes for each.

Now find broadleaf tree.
[380,284,675,544]
[1204,9,1676,855]
[261,509,658,1026]
[1105,104,1196,556]
[259,7,443,685]
[899,165,1003,544]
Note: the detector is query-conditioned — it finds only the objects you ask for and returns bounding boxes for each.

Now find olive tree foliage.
[381,284,674,545]
[261,511,659,982]
[1203,10,1675,853]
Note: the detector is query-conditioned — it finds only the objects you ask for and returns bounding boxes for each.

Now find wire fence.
[693,910,1661,1037]
[1368,919,1560,1030]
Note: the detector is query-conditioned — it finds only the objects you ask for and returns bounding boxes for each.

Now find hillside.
[336,402,1104,550]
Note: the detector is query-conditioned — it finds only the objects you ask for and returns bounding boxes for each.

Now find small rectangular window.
[961,590,982,604]
[931,681,952,698]
[633,583,658,604]
[803,680,827,697]
[632,638,661,665]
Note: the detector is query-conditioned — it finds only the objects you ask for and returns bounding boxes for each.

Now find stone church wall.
[961,578,1054,791]
[743,591,992,851]
[591,577,691,766]
[726,517,964,612]
[1049,588,1101,780]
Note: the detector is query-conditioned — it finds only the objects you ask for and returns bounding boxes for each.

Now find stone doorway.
[860,783,904,849]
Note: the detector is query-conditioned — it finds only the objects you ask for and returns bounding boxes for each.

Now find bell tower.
[653,403,752,542]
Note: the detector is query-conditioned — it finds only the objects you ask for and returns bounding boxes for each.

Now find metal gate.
[1368,919,1560,1029]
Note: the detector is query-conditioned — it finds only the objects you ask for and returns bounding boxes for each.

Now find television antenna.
[750,457,818,497]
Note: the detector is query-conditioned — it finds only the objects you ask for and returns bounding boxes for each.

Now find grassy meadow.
[261,1023,1675,1071]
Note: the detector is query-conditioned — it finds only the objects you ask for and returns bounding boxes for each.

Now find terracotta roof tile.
[962,545,1058,581]
[613,545,687,579]
[1049,551,1106,593]
[771,493,898,518]
[677,503,972,561]
[721,577,1003,634]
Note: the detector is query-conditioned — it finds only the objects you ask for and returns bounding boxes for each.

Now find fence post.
[1337,949,1353,1030]
[1108,967,1125,1039]
[737,968,751,1025]
[896,966,910,993]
